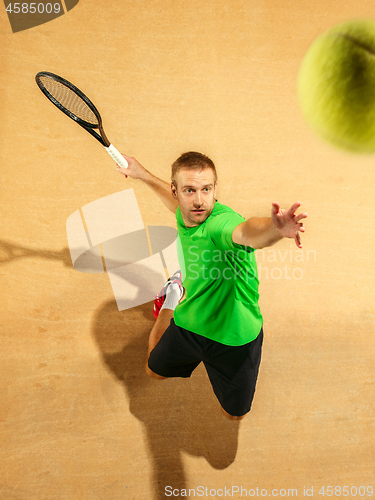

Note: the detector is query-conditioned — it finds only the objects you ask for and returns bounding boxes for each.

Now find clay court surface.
[1,1,374,498]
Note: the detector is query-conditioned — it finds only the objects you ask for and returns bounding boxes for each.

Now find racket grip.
[105,144,129,169]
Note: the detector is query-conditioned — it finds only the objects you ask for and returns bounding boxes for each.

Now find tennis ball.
[297,19,375,153]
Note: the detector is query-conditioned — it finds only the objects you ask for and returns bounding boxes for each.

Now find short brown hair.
[171,152,217,188]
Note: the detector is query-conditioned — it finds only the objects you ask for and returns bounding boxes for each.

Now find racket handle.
[105,144,129,169]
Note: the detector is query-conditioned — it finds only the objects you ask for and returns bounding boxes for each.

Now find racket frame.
[35,71,111,147]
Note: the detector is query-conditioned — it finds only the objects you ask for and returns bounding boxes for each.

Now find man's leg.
[146,278,184,379]
[204,328,264,420]
[146,308,174,379]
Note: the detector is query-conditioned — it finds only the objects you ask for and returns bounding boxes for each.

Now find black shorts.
[148,318,263,417]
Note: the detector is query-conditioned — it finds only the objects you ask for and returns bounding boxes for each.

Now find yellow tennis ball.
[298,19,375,153]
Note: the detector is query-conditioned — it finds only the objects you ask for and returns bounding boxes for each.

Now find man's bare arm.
[232,202,307,249]
[232,217,282,249]
[116,155,178,214]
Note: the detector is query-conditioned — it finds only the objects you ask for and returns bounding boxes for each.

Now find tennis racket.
[35,71,128,169]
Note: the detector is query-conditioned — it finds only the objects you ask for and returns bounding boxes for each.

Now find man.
[117,152,307,420]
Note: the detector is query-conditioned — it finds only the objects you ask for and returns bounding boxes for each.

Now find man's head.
[171,152,218,228]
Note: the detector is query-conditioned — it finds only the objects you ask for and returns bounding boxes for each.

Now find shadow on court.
[1,238,240,497]
[91,300,240,500]
[0,239,73,267]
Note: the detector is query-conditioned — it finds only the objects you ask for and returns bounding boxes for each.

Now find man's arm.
[232,201,307,249]
[116,155,178,214]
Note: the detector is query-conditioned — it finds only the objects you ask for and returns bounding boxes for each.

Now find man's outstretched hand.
[271,201,307,248]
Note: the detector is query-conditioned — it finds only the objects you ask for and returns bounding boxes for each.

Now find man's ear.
[171,182,178,199]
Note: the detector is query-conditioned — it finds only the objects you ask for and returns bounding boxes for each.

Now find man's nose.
[193,191,202,205]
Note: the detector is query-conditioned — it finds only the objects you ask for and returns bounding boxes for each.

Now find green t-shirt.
[173,201,263,346]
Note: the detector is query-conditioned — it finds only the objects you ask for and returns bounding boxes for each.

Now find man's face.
[171,168,218,228]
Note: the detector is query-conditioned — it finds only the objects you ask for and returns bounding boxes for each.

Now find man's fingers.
[116,167,128,178]
[294,231,302,248]
[295,212,308,222]
[294,221,306,247]
[271,201,281,215]
[287,201,301,216]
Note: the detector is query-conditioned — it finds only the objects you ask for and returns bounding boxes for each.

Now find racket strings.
[38,76,99,126]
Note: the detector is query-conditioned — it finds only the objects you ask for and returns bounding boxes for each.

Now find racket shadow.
[0,239,73,267]
[0,237,170,315]
[91,300,240,500]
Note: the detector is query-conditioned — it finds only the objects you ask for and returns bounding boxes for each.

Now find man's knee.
[221,407,248,421]
[145,362,167,380]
